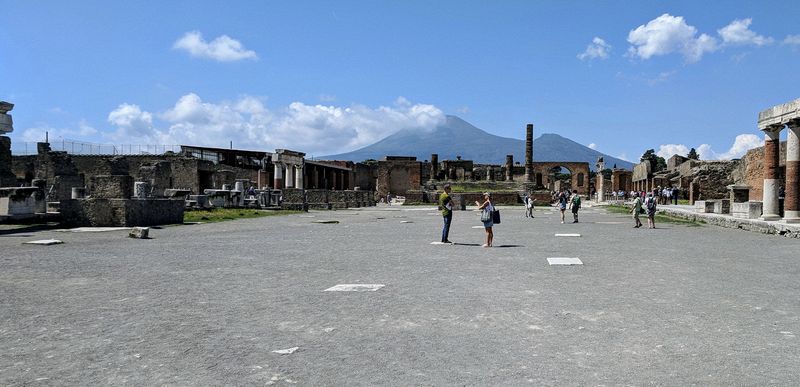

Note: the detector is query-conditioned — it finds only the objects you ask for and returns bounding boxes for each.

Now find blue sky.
[3,1,800,161]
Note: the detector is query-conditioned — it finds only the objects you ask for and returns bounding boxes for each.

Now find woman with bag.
[475,192,494,247]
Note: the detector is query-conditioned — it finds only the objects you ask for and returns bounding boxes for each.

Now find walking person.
[644,191,657,229]
[672,186,680,205]
[630,192,643,228]
[568,189,581,223]
[438,184,453,243]
[475,192,494,247]
[557,190,568,224]
[525,192,534,218]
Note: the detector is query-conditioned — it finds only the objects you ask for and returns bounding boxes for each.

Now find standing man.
[672,186,680,205]
[630,192,643,228]
[439,184,453,244]
[568,189,581,223]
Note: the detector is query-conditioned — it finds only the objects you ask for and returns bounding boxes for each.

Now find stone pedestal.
[695,200,715,213]
[732,201,763,219]
[713,199,730,214]
[727,185,750,203]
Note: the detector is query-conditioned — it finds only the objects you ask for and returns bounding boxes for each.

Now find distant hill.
[321,115,633,170]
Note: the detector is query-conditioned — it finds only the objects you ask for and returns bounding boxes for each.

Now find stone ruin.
[0,101,49,221]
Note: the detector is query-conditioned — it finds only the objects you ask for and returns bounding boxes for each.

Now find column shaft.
[784,123,800,223]
[295,165,304,189]
[273,163,283,189]
[761,126,783,220]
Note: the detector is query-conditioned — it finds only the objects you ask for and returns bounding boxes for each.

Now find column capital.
[787,119,800,130]
[761,123,785,134]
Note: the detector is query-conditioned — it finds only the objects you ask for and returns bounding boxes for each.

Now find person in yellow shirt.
[439,184,453,243]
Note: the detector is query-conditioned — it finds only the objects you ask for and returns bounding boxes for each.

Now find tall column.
[295,164,303,189]
[285,164,294,188]
[524,124,534,182]
[784,121,800,223]
[430,154,438,181]
[273,163,283,189]
[761,125,783,220]
[505,155,514,181]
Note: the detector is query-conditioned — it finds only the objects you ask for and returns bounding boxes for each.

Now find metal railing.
[11,139,182,156]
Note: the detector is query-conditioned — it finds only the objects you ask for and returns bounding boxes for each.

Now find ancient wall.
[376,160,421,198]
[59,198,184,227]
[0,137,16,186]
[733,142,787,201]
[531,162,590,195]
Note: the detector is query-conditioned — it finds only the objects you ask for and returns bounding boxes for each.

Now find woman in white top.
[475,192,494,247]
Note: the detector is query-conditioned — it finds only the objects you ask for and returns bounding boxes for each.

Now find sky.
[2,0,800,161]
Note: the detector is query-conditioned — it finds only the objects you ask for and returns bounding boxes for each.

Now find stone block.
[732,201,763,219]
[713,199,730,214]
[0,187,46,216]
[695,200,715,213]
[59,198,184,227]
[129,227,150,239]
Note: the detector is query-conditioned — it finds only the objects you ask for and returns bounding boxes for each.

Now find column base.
[760,214,782,221]
[782,211,800,223]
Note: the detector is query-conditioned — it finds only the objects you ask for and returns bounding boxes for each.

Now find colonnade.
[758,98,800,223]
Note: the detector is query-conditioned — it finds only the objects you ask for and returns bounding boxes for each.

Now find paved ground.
[1,204,799,386]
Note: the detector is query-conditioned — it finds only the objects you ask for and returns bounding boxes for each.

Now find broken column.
[760,125,783,221]
[430,153,438,180]
[505,155,513,181]
[0,101,16,187]
[524,123,534,182]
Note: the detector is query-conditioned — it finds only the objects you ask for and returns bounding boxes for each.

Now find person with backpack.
[568,189,581,223]
[644,190,657,229]
[630,192,644,228]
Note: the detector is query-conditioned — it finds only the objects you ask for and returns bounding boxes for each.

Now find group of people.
[439,185,584,248]
[630,189,659,228]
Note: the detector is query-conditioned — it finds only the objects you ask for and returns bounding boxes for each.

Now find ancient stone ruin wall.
[688,161,738,202]
[59,198,184,227]
[376,158,422,199]
[0,136,17,186]
[732,141,787,201]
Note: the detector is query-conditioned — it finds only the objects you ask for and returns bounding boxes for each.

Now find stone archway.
[532,161,591,195]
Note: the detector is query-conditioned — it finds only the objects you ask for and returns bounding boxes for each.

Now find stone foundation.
[59,198,184,227]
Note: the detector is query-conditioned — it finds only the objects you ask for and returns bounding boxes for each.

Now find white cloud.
[616,153,629,162]
[578,37,611,61]
[655,134,763,161]
[173,31,258,62]
[718,18,773,46]
[656,144,690,159]
[784,35,800,45]
[107,103,158,142]
[105,93,446,156]
[627,14,718,62]
[18,122,98,144]
[588,143,597,150]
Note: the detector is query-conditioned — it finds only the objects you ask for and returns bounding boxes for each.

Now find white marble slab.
[24,239,63,245]
[324,284,385,292]
[547,257,583,265]
[555,233,581,237]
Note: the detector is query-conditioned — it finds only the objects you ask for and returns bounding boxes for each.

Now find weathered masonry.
[758,98,800,223]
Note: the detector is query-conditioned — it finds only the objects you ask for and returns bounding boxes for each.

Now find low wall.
[280,189,375,210]
[60,198,184,227]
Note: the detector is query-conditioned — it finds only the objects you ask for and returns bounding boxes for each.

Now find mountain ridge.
[321,115,633,170]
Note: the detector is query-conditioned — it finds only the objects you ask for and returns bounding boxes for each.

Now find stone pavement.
[1,205,799,385]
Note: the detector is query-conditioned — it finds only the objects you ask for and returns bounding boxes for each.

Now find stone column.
[294,164,303,189]
[312,166,319,189]
[430,154,438,180]
[524,124,534,182]
[286,164,294,188]
[505,155,514,181]
[273,163,283,189]
[784,120,800,223]
[761,125,783,220]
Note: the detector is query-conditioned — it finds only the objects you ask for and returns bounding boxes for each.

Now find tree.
[687,148,699,160]
[640,149,667,172]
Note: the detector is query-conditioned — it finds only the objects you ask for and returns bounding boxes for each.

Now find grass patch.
[604,204,703,226]
[184,208,301,223]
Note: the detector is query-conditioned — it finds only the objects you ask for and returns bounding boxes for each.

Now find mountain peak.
[321,117,633,169]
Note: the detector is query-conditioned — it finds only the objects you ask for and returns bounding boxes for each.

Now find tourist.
[387,192,392,206]
[475,192,494,247]
[557,190,568,224]
[630,192,643,228]
[439,184,453,243]
[672,186,680,205]
[525,192,534,218]
[644,191,657,229]
[568,189,581,223]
